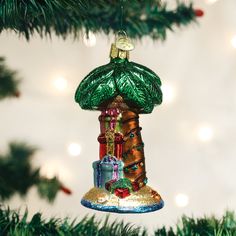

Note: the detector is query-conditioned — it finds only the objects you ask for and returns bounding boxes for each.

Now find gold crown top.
[110,44,129,60]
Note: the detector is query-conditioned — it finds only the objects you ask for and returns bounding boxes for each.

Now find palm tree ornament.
[75,37,164,213]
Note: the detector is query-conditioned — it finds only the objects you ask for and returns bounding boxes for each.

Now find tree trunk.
[122,110,147,189]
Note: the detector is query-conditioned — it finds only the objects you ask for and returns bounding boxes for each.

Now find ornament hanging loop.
[119,0,125,30]
[115,30,135,51]
[116,30,127,39]
[116,0,134,52]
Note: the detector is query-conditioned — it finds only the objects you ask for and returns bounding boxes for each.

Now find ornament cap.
[110,44,129,60]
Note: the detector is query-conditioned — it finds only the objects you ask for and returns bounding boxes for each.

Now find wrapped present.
[110,178,133,194]
[98,133,123,160]
[99,108,122,134]
[93,155,124,189]
[105,179,117,191]
[114,188,130,198]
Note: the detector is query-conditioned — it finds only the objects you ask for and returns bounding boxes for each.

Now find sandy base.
[81,185,164,213]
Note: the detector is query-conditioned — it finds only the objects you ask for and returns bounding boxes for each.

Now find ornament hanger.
[115,0,135,52]
[115,31,135,51]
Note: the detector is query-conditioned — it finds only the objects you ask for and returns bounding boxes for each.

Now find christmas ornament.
[75,36,164,213]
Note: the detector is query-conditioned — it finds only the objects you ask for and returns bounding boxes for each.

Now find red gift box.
[114,188,130,198]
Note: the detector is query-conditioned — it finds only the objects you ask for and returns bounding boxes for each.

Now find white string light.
[231,35,236,49]
[68,143,81,156]
[206,0,218,4]
[175,193,189,208]
[197,125,213,142]
[52,76,68,92]
[83,32,96,47]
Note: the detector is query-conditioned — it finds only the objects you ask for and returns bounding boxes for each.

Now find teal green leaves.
[75,58,162,114]
[75,62,117,110]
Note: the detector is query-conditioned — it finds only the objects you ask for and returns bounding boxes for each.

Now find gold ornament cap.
[115,36,135,51]
[110,43,129,59]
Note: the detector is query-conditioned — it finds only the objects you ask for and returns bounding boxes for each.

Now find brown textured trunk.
[121,110,147,188]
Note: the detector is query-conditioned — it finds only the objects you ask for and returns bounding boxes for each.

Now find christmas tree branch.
[0,207,235,235]
[0,57,20,100]
[0,142,71,202]
[0,0,202,40]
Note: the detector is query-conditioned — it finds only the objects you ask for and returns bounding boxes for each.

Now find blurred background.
[0,0,236,231]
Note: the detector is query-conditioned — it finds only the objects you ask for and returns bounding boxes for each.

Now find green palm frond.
[75,62,118,110]
[75,58,162,114]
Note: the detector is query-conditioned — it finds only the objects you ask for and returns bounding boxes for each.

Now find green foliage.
[0,142,67,202]
[0,57,20,100]
[110,178,133,193]
[37,177,62,202]
[0,207,236,236]
[154,212,236,236]
[0,0,197,40]
[0,208,146,236]
[75,58,162,114]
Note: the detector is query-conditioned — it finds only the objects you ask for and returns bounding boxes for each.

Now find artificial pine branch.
[0,207,235,236]
[0,57,20,100]
[0,142,71,202]
[0,0,201,40]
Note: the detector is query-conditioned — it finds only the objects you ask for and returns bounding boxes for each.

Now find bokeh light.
[175,193,189,208]
[197,126,213,142]
[206,0,218,4]
[68,143,81,156]
[52,76,68,92]
[231,35,236,49]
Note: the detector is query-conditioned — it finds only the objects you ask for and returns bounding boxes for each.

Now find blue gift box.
[93,155,124,189]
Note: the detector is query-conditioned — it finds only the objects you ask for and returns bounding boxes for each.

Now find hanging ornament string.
[120,0,125,31]
[115,0,135,52]
[115,31,134,51]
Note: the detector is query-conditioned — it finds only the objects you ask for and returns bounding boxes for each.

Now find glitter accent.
[81,185,164,213]
[81,199,164,214]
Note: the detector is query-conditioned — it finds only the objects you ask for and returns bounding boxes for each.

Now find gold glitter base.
[81,185,164,213]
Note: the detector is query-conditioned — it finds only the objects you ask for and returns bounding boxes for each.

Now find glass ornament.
[75,41,164,213]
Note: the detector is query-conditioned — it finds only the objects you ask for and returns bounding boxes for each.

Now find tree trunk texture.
[122,111,147,188]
